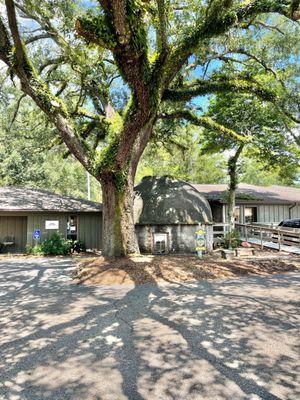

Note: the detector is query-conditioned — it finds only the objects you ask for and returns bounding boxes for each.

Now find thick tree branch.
[156,0,169,53]
[163,77,277,103]
[159,110,247,142]
[25,33,54,44]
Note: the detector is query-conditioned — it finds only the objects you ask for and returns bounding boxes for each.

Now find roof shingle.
[192,183,300,204]
[0,187,102,212]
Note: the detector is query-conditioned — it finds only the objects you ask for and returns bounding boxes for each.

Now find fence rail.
[235,223,300,250]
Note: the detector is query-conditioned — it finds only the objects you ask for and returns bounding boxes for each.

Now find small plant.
[221,230,241,249]
[26,244,43,255]
[0,242,5,254]
[40,232,72,256]
[70,240,86,253]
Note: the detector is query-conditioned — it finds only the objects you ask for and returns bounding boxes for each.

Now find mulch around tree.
[73,252,300,286]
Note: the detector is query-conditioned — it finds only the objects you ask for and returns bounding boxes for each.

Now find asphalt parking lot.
[0,257,299,400]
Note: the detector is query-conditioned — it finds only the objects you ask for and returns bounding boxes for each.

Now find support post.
[260,227,263,250]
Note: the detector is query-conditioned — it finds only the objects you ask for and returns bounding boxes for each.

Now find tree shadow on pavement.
[0,257,299,400]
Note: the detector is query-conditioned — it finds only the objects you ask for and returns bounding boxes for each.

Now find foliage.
[40,233,72,256]
[26,235,86,255]
[0,242,6,254]
[137,125,227,184]
[71,240,86,253]
[221,230,241,249]
[0,0,299,256]
[25,244,43,256]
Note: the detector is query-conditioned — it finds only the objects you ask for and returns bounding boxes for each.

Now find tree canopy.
[0,0,299,256]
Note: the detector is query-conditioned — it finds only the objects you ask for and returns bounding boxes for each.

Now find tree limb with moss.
[0,0,299,257]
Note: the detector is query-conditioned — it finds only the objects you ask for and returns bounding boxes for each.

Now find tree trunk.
[227,145,244,233]
[100,123,153,257]
[101,172,139,257]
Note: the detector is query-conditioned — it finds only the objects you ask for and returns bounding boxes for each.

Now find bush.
[40,232,72,256]
[26,234,86,256]
[221,230,241,249]
[70,240,86,253]
[26,244,43,255]
[0,242,5,254]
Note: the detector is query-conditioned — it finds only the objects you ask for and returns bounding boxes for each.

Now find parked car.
[272,219,300,247]
[278,219,300,229]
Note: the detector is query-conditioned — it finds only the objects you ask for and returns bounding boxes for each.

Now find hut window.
[245,207,258,223]
[234,206,241,222]
[67,215,78,240]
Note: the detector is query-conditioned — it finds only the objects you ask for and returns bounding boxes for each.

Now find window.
[67,215,78,240]
[245,207,258,224]
[234,206,241,222]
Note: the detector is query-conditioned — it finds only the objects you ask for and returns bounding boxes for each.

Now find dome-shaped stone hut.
[134,176,213,254]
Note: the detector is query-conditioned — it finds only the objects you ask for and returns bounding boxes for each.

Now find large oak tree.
[0,0,299,256]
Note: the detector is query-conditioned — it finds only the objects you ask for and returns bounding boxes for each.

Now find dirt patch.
[73,253,300,285]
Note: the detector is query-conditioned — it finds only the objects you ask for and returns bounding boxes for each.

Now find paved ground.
[0,257,299,400]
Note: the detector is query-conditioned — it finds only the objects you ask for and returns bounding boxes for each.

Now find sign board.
[45,220,59,230]
[33,229,41,240]
[195,227,206,258]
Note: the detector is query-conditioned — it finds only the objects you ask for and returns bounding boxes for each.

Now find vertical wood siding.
[0,216,27,253]
[78,213,102,250]
[27,213,68,246]
[221,203,294,224]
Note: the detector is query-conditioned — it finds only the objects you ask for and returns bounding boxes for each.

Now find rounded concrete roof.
[134,176,213,225]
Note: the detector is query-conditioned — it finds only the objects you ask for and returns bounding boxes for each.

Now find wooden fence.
[235,223,300,250]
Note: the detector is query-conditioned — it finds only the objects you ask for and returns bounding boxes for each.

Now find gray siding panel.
[27,213,68,246]
[0,216,27,253]
[78,213,102,250]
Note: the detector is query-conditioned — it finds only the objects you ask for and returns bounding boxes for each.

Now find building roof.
[0,186,102,213]
[134,176,212,225]
[192,183,300,204]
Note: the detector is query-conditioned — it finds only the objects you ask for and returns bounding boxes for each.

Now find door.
[0,216,27,253]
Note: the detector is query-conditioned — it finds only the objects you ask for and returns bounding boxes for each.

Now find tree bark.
[227,145,244,233]
[101,172,139,257]
[100,123,154,257]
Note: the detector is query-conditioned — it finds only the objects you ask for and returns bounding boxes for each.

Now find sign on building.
[45,220,59,230]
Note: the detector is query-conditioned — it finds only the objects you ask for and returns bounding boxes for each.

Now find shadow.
[0,256,299,399]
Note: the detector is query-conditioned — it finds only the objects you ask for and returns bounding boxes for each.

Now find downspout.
[288,202,297,219]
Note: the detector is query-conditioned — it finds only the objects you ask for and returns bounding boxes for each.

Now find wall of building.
[0,215,27,253]
[219,203,300,224]
[78,213,102,250]
[290,204,300,220]
[27,213,68,246]
[27,212,102,250]
[135,224,213,254]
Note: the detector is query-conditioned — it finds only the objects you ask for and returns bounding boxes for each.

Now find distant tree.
[201,92,299,230]
[0,90,101,200]
[0,1,299,256]
[137,125,227,184]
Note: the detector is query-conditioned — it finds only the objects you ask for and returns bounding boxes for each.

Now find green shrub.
[0,242,5,254]
[70,240,86,253]
[25,244,43,255]
[221,230,241,249]
[40,232,72,256]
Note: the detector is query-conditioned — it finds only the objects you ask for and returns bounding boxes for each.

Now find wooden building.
[0,187,102,253]
[193,183,300,225]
